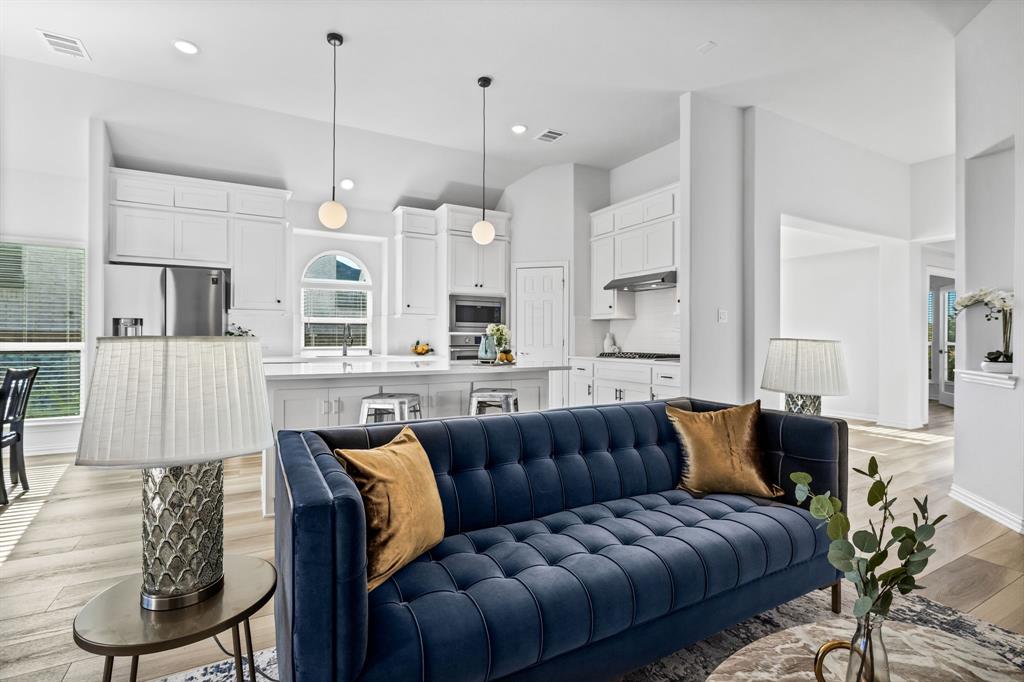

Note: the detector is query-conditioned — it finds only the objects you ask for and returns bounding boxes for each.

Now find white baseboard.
[949,484,1024,534]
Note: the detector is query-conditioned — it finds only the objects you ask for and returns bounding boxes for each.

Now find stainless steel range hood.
[603,270,677,292]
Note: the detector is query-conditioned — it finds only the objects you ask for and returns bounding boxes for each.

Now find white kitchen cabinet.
[232,219,286,310]
[175,213,229,264]
[449,234,508,296]
[395,234,437,316]
[651,386,683,401]
[273,387,334,430]
[591,211,614,238]
[233,190,287,218]
[114,175,175,207]
[613,202,645,230]
[437,204,510,239]
[111,206,175,261]
[590,236,634,320]
[614,219,675,278]
[478,239,508,294]
[569,374,594,406]
[175,185,229,212]
[508,377,545,412]
[428,382,472,417]
[393,207,437,235]
[595,378,650,403]
[328,385,382,426]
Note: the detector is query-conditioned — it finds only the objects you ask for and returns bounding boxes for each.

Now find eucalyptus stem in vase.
[792,457,946,682]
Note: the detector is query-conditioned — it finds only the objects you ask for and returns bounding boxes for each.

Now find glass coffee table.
[72,555,276,682]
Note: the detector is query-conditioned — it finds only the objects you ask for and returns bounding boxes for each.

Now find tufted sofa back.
[308,402,681,536]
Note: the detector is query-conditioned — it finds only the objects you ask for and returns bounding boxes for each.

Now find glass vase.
[477,335,497,362]
[815,615,890,682]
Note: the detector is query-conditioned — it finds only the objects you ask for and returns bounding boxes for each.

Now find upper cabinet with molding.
[108,168,292,311]
[393,207,438,316]
[588,184,680,319]
[436,204,511,297]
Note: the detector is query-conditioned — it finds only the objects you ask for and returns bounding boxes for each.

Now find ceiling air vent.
[37,30,91,60]
[534,128,566,143]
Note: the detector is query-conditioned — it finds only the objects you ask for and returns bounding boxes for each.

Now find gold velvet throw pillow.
[666,400,783,498]
[335,426,444,591]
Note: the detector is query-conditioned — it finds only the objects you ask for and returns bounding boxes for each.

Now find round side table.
[707,619,1022,681]
[72,554,276,682]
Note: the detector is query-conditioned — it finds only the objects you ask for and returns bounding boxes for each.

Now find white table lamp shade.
[761,338,848,396]
[77,337,273,467]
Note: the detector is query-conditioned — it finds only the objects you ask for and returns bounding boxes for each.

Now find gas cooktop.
[598,352,681,360]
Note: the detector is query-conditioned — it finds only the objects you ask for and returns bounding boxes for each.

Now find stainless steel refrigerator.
[104,264,228,336]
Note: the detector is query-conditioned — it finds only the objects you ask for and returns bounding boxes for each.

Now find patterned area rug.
[159,590,1024,681]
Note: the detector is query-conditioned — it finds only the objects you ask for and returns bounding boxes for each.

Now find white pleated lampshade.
[77,337,273,467]
[760,338,848,396]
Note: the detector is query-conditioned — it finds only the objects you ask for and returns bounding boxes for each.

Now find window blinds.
[0,243,85,419]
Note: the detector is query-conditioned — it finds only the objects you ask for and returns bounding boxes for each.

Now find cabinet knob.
[276,299,281,303]
[608,305,613,309]
[406,304,411,308]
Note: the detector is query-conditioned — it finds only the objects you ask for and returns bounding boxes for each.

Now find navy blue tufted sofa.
[274,398,847,681]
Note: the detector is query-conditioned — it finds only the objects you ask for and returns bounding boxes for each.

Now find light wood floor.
[0,403,1020,681]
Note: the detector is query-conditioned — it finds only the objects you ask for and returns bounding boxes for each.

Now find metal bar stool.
[469,387,519,415]
[358,393,423,424]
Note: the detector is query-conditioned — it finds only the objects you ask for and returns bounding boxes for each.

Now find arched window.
[301,252,372,351]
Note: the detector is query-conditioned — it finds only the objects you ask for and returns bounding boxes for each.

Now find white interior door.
[514,266,566,407]
[938,286,956,407]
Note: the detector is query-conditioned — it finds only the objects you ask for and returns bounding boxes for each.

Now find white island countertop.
[263,355,569,380]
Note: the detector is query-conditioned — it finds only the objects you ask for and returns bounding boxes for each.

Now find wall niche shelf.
[956,369,1018,390]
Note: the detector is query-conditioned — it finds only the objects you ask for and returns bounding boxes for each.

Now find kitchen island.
[260,356,569,515]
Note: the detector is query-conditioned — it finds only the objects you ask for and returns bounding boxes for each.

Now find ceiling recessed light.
[339,178,355,190]
[173,40,199,55]
[511,124,528,135]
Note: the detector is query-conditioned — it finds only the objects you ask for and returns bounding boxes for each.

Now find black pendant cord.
[481,81,486,221]
[331,40,337,202]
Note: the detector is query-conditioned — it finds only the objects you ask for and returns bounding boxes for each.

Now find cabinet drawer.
[594,362,651,385]
[643,190,675,222]
[570,361,594,377]
[613,202,644,230]
[651,364,682,386]
[233,191,286,218]
[591,212,614,237]
[175,186,229,212]
[652,386,683,401]
[114,176,174,207]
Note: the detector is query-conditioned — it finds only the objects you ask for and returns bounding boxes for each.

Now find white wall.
[609,140,679,204]
[911,155,955,242]
[683,93,745,403]
[782,247,880,420]
[952,0,1024,533]
[743,107,919,426]
[609,289,680,354]
[498,164,575,265]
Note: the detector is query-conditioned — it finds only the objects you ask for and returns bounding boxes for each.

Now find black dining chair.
[0,367,38,506]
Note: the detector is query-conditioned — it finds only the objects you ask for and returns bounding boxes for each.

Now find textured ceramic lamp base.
[141,461,224,610]
[785,393,822,415]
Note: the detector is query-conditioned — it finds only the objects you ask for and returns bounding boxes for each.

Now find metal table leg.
[102,656,114,682]
[129,656,139,682]
[231,624,244,682]
[244,618,256,682]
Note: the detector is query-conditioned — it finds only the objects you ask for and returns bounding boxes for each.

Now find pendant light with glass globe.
[318,32,348,230]
[472,76,496,246]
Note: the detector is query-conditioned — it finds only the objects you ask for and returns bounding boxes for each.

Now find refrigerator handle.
[160,267,168,336]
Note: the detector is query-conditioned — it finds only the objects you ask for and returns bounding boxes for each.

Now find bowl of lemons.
[411,340,434,356]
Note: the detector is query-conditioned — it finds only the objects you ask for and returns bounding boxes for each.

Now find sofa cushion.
[359,489,828,681]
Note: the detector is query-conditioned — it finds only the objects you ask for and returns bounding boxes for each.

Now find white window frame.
[299,252,373,354]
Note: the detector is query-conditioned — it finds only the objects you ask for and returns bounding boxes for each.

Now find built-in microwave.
[449,295,505,333]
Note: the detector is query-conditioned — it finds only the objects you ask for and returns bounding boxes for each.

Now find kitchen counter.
[264,356,568,380]
[259,356,569,516]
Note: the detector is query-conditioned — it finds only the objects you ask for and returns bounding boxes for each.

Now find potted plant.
[483,323,511,363]
[954,288,1014,373]
[792,458,946,682]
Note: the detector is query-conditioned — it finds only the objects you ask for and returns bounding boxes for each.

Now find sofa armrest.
[275,430,368,682]
[670,398,848,508]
